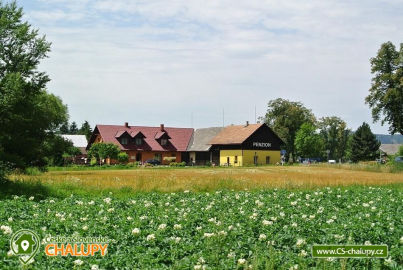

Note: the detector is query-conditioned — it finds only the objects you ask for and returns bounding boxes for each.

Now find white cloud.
[19,0,403,132]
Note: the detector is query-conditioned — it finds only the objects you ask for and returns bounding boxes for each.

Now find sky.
[17,0,403,134]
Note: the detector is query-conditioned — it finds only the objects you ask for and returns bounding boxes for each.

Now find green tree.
[365,41,403,134]
[69,121,79,134]
[0,1,68,168]
[117,152,129,164]
[79,121,93,140]
[43,136,81,166]
[261,98,316,162]
[294,123,324,159]
[351,122,381,162]
[87,143,120,165]
[59,122,70,134]
[318,116,350,161]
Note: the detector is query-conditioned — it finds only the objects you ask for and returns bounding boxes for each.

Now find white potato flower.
[132,228,140,235]
[146,234,155,241]
[103,197,112,204]
[262,220,273,226]
[203,232,215,238]
[238,258,246,265]
[1,225,12,235]
[74,259,83,266]
[296,238,306,247]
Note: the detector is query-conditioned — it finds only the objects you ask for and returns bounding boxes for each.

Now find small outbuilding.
[61,134,88,164]
[186,127,224,165]
[379,144,402,156]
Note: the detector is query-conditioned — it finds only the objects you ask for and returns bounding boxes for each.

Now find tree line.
[57,121,93,141]
[261,99,381,163]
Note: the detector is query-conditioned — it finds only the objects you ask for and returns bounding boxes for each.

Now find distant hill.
[375,134,403,144]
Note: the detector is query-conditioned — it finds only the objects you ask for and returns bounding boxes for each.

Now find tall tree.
[59,122,70,134]
[261,98,316,162]
[69,121,79,134]
[365,41,403,134]
[318,116,350,161]
[79,121,92,140]
[294,123,324,159]
[0,1,68,168]
[351,122,380,162]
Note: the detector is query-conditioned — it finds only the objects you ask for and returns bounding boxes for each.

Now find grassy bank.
[3,166,402,200]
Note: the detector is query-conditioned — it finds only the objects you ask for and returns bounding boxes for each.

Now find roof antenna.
[254,105,256,124]
[222,108,225,127]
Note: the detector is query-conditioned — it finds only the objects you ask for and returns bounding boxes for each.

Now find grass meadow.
[4,165,402,198]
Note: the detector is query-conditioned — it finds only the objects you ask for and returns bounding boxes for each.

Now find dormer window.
[135,137,142,145]
[161,138,168,146]
[121,137,128,145]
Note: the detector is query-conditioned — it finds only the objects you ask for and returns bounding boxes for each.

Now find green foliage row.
[169,161,186,167]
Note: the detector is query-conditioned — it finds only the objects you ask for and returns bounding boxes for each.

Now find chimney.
[245,121,249,127]
[124,122,129,128]
[160,124,164,131]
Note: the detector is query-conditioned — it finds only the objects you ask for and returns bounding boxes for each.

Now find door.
[226,157,230,166]
[266,156,270,164]
[136,153,142,162]
[254,154,258,165]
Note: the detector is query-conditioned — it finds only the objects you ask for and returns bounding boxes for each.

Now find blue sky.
[17,0,403,133]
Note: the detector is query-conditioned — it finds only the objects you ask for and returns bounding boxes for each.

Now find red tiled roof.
[95,125,193,152]
[130,131,145,138]
[209,123,263,144]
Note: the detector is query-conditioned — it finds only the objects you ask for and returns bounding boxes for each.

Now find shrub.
[24,167,43,176]
[90,158,98,166]
[127,162,141,167]
[117,152,129,164]
[169,162,186,167]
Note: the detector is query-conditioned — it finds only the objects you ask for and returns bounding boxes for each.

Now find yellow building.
[210,122,284,166]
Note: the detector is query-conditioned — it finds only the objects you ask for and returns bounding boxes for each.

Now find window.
[121,137,128,145]
[234,156,238,163]
[154,153,161,161]
[161,138,167,146]
[135,138,142,145]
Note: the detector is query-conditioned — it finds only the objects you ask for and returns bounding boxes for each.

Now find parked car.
[144,159,161,165]
[328,160,336,164]
[394,156,403,163]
